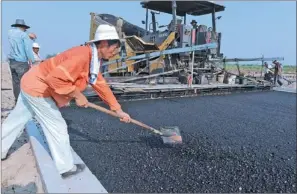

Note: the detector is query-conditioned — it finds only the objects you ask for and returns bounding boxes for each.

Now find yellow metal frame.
[149,32,175,73]
[108,41,135,73]
[89,12,175,75]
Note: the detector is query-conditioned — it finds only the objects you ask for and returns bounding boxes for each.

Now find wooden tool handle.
[88,102,120,118]
[87,102,163,135]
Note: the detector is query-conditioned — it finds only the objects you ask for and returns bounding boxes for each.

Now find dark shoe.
[1,152,8,161]
[61,164,86,179]
[1,156,7,161]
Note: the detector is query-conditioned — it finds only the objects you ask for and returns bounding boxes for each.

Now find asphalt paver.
[61,91,296,193]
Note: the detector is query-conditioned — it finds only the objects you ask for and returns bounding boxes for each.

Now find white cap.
[87,24,119,44]
[32,42,40,48]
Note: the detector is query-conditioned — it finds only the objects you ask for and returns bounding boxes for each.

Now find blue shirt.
[8,27,35,63]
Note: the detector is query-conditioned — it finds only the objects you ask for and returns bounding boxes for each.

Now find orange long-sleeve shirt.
[21,45,121,110]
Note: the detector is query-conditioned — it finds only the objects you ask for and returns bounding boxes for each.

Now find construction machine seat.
[196,25,208,45]
[207,27,218,43]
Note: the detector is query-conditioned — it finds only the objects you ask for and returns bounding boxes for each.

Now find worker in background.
[190,20,198,29]
[8,19,36,102]
[187,72,193,87]
[272,60,283,86]
[2,24,131,178]
[263,62,273,82]
[32,42,42,65]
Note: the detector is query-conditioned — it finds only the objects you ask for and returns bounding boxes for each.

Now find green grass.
[225,64,296,74]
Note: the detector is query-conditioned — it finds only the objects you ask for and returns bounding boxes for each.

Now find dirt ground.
[1,62,44,193]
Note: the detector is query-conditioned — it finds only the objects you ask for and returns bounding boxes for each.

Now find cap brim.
[85,39,98,44]
[85,38,120,44]
[11,24,30,29]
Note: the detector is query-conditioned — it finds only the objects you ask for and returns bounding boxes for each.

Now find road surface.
[61,91,296,193]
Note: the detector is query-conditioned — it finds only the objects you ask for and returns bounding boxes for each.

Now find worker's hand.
[28,33,37,40]
[74,93,88,108]
[68,88,88,108]
[115,109,131,123]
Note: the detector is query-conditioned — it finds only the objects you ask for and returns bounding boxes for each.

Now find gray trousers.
[2,91,74,174]
[8,59,30,102]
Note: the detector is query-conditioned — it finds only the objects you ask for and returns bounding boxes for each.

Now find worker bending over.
[2,24,131,178]
[32,42,42,65]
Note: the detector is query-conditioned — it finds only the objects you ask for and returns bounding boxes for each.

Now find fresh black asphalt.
[61,90,296,193]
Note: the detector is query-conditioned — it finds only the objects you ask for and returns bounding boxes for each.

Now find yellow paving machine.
[89,1,225,84]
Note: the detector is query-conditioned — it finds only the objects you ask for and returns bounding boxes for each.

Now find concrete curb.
[272,87,296,93]
[26,120,108,193]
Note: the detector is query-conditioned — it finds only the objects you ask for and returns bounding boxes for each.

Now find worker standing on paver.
[2,24,131,178]
[272,60,283,86]
[190,20,198,29]
[8,19,36,102]
[32,42,42,65]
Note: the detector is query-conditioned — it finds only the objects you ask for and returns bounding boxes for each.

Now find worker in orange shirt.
[1,24,131,178]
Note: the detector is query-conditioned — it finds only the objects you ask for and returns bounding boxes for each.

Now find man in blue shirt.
[8,19,36,102]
